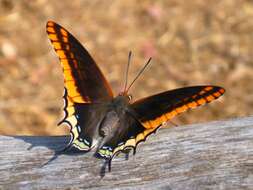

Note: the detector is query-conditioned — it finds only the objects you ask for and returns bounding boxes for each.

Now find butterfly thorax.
[96,95,133,150]
[100,95,131,133]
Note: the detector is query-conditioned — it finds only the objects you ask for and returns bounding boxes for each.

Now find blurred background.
[0,0,252,135]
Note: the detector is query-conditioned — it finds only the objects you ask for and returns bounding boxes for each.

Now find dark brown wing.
[46,21,113,150]
[46,21,113,104]
[132,86,225,129]
[68,103,108,151]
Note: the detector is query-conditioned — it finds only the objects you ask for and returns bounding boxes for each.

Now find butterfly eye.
[128,95,132,101]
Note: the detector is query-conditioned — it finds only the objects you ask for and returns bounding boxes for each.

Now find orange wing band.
[142,87,225,129]
[47,21,88,104]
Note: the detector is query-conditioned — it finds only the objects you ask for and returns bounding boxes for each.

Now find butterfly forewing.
[46,21,113,150]
[132,86,225,129]
[46,21,113,103]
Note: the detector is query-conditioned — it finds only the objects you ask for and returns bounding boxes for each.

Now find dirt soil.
[0,0,252,135]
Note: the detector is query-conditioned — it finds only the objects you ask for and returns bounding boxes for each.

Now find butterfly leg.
[99,157,113,178]
[133,147,136,155]
[107,158,112,172]
[122,149,131,160]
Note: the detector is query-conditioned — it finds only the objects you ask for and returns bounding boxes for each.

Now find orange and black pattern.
[132,86,225,129]
[98,86,225,159]
[46,21,113,104]
[46,21,113,151]
[46,21,226,165]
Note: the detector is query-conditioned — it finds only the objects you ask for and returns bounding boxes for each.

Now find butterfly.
[46,20,225,171]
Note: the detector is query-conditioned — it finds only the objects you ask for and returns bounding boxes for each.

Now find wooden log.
[0,117,253,189]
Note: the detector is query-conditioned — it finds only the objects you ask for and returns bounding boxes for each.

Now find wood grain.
[0,117,253,189]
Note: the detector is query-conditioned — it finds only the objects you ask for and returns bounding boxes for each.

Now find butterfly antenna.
[123,51,132,93]
[126,57,152,93]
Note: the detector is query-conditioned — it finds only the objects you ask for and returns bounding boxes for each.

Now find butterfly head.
[118,92,132,102]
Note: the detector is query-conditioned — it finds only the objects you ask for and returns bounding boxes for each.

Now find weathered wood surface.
[0,117,253,190]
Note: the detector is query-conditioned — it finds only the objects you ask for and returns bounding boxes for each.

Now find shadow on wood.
[0,117,253,189]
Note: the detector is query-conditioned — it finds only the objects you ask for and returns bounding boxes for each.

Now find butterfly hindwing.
[70,103,108,151]
[46,21,113,150]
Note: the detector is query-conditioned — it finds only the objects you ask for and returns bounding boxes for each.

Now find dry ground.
[0,0,252,135]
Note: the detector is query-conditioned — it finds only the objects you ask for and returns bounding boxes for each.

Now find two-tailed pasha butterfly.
[46,21,225,171]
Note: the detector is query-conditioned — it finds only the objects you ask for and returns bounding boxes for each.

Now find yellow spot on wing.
[72,96,86,103]
[47,27,55,33]
[63,69,73,81]
[52,42,62,50]
[206,95,215,102]
[147,121,153,129]
[72,127,78,140]
[66,96,74,106]
[197,98,206,105]
[65,81,79,97]
[165,112,173,120]
[125,138,136,147]
[171,110,177,117]
[73,140,90,150]
[136,133,145,142]
[61,59,71,70]
[150,119,159,128]
[143,128,155,137]
[187,101,198,108]
[57,50,66,59]
[176,105,187,113]
[66,115,77,127]
[161,114,167,123]
[66,106,75,116]
[48,34,58,41]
